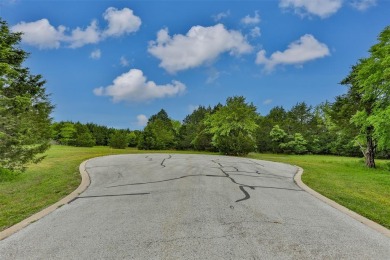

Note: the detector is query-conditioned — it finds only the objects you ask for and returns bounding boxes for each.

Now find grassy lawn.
[1,145,389,231]
[248,153,390,229]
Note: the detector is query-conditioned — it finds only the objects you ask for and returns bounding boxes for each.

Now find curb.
[294,166,390,238]
[0,160,91,241]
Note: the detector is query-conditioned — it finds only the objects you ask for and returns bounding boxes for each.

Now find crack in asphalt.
[69,192,150,203]
[236,186,254,202]
[106,174,224,188]
[160,155,172,168]
[225,171,290,180]
[212,160,302,202]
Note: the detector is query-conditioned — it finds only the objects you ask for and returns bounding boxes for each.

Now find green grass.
[1,146,389,231]
[248,153,390,229]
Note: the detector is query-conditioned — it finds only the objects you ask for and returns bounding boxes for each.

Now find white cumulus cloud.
[67,20,100,48]
[279,0,342,18]
[90,49,101,59]
[11,7,141,49]
[102,7,141,37]
[93,69,186,103]
[350,0,377,11]
[136,114,148,127]
[256,34,330,71]
[241,11,261,25]
[148,24,253,73]
[11,19,66,49]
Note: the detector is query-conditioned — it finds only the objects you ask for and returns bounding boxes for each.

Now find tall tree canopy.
[338,26,390,168]
[205,96,258,156]
[0,19,53,171]
[138,109,176,150]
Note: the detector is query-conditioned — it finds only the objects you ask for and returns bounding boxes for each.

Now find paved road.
[1,154,389,259]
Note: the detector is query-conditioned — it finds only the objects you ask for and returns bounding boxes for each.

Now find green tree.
[205,96,258,156]
[255,106,287,153]
[86,123,111,146]
[128,132,138,147]
[280,133,308,154]
[338,26,390,167]
[286,102,313,135]
[177,106,212,150]
[71,123,95,147]
[269,124,287,153]
[191,105,219,152]
[138,109,176,150]
[0,19,53,171]
[109,131,129,149]
[58,122,76,145]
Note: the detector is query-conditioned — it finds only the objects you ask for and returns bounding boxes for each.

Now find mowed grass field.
[1,145,389,231]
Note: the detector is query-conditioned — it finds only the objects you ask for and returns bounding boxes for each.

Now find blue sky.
[1,0,389,129]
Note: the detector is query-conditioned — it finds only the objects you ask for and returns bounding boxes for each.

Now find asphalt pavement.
[0,154,389,259]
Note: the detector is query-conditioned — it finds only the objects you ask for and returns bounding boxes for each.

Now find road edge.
[294,166,390,238]
[0,159,91,241]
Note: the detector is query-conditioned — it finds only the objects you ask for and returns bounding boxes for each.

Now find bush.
[279,133,308,154]
[109,131,129,149]
[73,132,95,147]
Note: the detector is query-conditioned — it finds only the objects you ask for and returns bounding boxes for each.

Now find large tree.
[0,19,53,171]
[177,106,215,151]
[138,109,176,150]
[338,26,390,168]
[205,96,258,156]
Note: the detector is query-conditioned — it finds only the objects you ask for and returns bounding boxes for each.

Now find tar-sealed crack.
[69,192,150,203]
[236,186,254,202]
[212,160,302,202]
[160,155,172,168]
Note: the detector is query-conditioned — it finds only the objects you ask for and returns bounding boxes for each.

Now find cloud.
[212,10,230,22]
[279,0,342,18]
[136,114,148,127]
[90,49,101,59]
[250,26,261,38]
[148,24,253,73]
[67,20,100,48]
[120,56,130,67]
[350,0,377,11]
[256,34,330,71]
[263,99,273,105]
[93,69,186,103]
[241,11,261,25]
[11,19,65,49]
[102,7,141,37]
[11,7,141,49]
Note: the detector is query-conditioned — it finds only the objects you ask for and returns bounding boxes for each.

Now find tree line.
[51,121,139,149]
[1,17,389,171]
[135,100,364,157]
